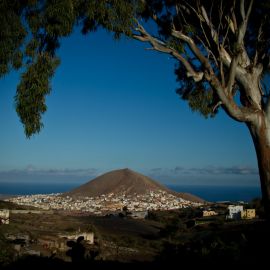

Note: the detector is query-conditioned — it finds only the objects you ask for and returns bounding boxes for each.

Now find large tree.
[2,0,270,218]
[123,0,270,218]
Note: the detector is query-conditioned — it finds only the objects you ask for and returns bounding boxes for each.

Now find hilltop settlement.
[6,169,202,215]
[0,169,264,268]
[7,190,200,215]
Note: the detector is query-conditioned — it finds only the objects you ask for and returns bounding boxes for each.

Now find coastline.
[0,182,261,203]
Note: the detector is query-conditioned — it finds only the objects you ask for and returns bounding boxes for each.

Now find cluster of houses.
[0,201,258,262]
[202,204,256,220]
[227,205,256,220]
[6,191,202,215]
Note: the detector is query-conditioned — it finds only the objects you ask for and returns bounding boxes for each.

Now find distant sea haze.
[0,182,261,203]
[168,185,261,202]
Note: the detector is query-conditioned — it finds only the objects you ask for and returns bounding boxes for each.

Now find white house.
[0,209,10,224]
[227,205,243,220]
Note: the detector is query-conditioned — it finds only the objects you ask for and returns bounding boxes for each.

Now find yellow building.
[241,209,256,219]
[203,210,218,217]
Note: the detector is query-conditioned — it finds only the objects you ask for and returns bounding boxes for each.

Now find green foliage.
[175,67,218,118]
[15,53,60,138]
[2,0,270,137]
[5,0,78,137]
[80,0,136,38]
[3,0,138,137]
[44,0,75,37]
[167,38,184,54]
[0,0,27,76]
[25,39,39,58]
[180,86,216,118]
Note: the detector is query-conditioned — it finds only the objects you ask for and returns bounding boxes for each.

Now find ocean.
[0,182,261,202]
[167,185,261,202]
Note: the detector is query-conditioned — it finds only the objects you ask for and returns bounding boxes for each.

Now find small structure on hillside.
[227,205,243,220]
[59,232,94,244]
[38,235,63,250]
[0,209,10,224]
[241,209,256,219]
[129,210,148,219]
[202,210,218,217]
[5,233,30,243]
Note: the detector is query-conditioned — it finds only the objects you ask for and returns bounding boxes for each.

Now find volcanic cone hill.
[64,168,204,203]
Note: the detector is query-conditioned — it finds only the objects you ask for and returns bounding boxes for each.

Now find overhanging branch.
[133,11,258,123]
[207,74,257,122]
[171,30,213,73]
[170,29,255,122]
[133,21,203,82]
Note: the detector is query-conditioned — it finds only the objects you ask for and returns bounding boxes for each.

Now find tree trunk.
[247,114,270,220]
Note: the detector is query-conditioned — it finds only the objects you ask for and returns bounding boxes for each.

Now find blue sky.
[0,28,260,187]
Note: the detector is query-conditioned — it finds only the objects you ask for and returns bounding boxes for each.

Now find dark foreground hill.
[64,168,204,202]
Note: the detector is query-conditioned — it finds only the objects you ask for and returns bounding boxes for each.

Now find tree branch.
[253,21,264,66]
[226,55,239,94]
[171,30,213,73]
[219,47,246,76]
[234,0,253,68]
[240,0,245,21]
[207,74,257,122]
[133,21,203,82]
[133,4,258,123]
[238,0,253,44]
[171,28,256,122]
[200,5,218,44]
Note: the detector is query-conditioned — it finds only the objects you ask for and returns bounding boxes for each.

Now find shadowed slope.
[64,168,204,202]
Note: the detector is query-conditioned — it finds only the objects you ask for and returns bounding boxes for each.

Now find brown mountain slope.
[64,168,204,203]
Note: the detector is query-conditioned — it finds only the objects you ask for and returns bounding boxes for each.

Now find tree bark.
[247,114,270,220]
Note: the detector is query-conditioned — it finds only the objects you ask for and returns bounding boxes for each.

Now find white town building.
[227,205,244,220]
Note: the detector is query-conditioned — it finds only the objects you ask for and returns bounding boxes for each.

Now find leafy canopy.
[2,0,270,136]
[1,0,137,137]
